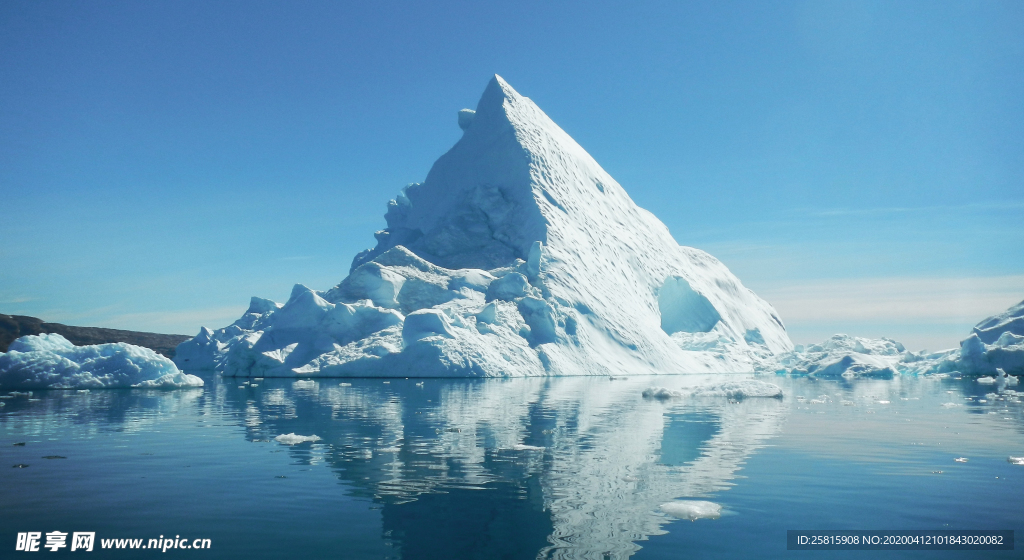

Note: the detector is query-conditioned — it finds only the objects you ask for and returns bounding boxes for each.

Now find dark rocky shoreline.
[0,314,190,358]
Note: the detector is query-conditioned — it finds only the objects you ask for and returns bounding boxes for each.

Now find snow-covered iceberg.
[0,334,203,390]
[176,75,792,377]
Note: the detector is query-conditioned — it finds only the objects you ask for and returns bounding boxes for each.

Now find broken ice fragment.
[659,500,722,521]
[274,433,321,445]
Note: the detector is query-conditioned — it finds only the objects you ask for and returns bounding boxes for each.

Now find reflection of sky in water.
[0,375,1022,559]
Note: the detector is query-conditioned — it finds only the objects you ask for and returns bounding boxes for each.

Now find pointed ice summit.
[175,76,793,377]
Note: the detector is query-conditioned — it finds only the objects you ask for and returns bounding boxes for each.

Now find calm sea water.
[1,374,1021,559]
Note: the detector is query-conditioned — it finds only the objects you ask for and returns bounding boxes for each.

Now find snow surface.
[175,75,792,377]
[0,334,203,390]
[659,500,722,521]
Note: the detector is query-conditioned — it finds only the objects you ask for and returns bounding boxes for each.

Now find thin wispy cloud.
[760,275,1024,324]
[808,200,1024,218]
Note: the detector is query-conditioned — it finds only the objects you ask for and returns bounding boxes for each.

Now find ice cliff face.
[176,75,792,377]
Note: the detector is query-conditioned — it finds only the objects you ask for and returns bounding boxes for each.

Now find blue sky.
[1,0,1021,351]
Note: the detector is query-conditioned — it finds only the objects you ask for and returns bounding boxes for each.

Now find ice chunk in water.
[643,380,782,400]
[511,443,545,451]
[659,500,722,521]
[274,433,321,445]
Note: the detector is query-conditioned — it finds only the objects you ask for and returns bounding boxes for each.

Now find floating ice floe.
[1008,456,1024,465]
[977,376,997,384]
[643,380,783,400]
[659,500,722,521]
[954,457,968,463]
[274,433,321,445]
[0,334,203,390]
[511,443,545,451]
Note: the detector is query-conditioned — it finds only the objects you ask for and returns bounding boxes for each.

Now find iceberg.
[902,300,1024,377]
[772,334,902,379]
[766,300,1024,379]
[0,333,203,390]
[175,76,792,377]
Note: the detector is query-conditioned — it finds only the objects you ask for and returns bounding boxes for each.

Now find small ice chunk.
[977,376,997,384]
[292,379,318,391]
[642,387,681,400]
[940,402,961,408]
[659,500,722,521]
[1008,456,1024,465]
[457,108,475,130]
[642,380,783,400]
[954,457,968,463]
[511,443,545,451]
[274,433,321,445]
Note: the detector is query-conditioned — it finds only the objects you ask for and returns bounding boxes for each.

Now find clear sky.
[1,0,1022,351]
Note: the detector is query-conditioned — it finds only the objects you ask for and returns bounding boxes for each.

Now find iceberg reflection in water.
[5,374,1020,559]
[227,375,786,559]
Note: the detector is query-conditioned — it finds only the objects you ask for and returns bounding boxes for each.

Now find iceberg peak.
[176,76,793,377]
